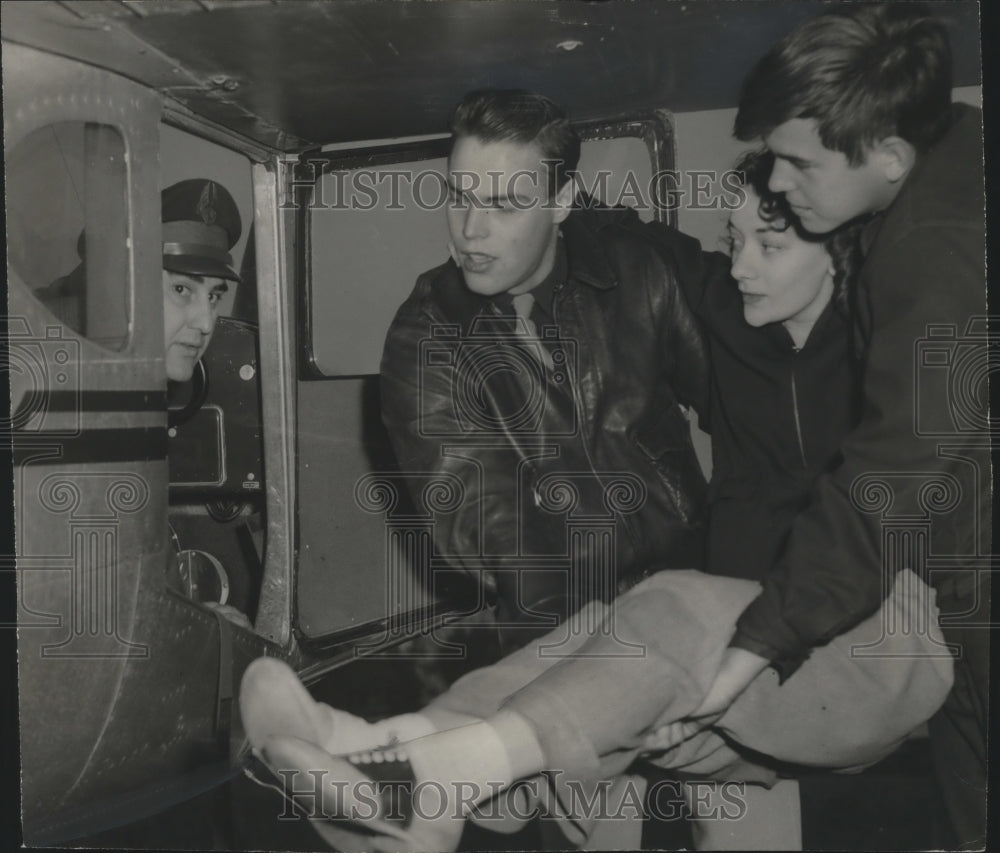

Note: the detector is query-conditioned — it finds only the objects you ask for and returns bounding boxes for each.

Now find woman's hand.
[642,718,704,751]
[690,646,770,718]
[642,647,770,751]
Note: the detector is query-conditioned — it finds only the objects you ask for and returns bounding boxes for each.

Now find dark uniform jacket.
[381,206,714,630]
[730,104,990,676]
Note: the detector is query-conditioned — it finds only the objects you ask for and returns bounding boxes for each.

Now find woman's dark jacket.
[681,266,858,584]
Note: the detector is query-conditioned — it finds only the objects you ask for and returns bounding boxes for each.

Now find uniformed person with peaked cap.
[38,178,243,382]
[160,178,242,382]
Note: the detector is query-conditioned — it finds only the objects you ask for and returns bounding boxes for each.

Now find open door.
[6,43,270,845]
[6,41,167,838]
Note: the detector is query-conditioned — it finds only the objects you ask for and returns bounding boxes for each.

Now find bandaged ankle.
[488,709,546,782]
[373,712,438,745]
[404,720,520,814]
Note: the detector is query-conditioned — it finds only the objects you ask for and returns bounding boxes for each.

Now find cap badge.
[197,181,219,226]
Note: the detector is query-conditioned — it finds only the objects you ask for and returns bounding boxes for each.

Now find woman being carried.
[240,151,952,852]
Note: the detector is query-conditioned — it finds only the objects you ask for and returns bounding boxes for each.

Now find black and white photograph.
[2,1,994,851]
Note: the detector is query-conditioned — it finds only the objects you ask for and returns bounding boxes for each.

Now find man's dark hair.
[734,149,861,312]
[449,89,580,196]
[734,5,953,164]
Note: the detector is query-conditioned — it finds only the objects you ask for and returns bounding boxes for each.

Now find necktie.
[510,292,554,370]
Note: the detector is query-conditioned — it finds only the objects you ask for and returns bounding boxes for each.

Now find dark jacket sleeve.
[592,213,719,421]
[574,205,713,418]
[635,220,731,426]
[730,222,989,675]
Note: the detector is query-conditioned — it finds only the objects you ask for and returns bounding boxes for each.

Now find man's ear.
[551,176,576,224]
[871,136,916,184]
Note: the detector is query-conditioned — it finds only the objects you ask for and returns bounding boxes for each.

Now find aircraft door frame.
[248,158,296,646]
[5,41,168,834]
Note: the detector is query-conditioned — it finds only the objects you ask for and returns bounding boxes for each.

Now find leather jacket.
[380,206,715,630]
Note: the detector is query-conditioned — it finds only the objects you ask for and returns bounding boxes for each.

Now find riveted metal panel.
[4,44,283,844]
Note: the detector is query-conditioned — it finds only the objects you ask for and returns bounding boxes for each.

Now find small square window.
[8,122,130,351]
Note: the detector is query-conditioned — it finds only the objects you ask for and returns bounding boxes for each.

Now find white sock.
[403,711,544,816]
[366,712,438,748]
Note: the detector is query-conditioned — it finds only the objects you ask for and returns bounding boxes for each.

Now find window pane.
[577,135,656,223]
[309,157,451,377]
[7,122,130,351]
